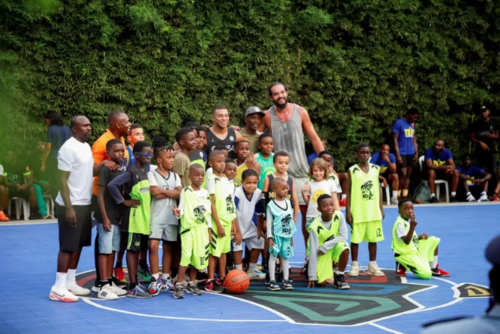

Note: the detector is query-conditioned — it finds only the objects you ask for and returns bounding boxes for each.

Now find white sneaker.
[110,282,127,296]
[67,282,91,296]
[247,270,266,280]
[97,284,119,300]
[91,285,101,293]
[390,197,399,205]
[479,192,489,202]
[466,194,477,202]
[349,261,360,276]
[162,278,174,293]
[49,285,79,302]
[367,262,385,276]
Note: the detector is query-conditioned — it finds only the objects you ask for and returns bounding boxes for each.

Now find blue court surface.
[1,203,497,334]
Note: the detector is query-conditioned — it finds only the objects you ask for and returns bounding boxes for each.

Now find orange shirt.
[91,129,129,196]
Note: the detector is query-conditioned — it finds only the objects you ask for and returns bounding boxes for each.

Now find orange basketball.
[225,269,250,294]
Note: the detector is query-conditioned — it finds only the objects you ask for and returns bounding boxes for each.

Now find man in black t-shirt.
[470,106,499,193]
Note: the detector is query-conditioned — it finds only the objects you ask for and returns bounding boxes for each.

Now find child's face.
[189,167,205,187]
[380,144,390,156]
[107,143,125,165]
[274,181,289,199]
[180,131,198,151]
[235,142,250,160]
[318,198,335,217]
[399,201,414,220]
[274,156,289,174]
[128,128,144,146]
[198,130,207,149]
[355,147,371,163]
[210,154,226,173]
[312,165,325,181]
[157,150,175,170]
[242,176,258,194]
[135,146,153,166]
[258,137,274,155]
[225,163,237,180]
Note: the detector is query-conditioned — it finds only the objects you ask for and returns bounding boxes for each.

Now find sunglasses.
[136,152,153,159]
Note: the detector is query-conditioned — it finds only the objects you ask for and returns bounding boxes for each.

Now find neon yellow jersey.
[391,216,419,255]
[234,162,247,187]
[180,186,212,233]
[208,174,236,226]
[128,164,151,235]
[349,163,381,224]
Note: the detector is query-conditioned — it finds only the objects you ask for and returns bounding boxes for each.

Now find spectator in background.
[424,139,459,203]
[40,111,72,200]
[371,144,399,205]
[470,106,499,194]
[307,140,327,165]
[27,141,51,219]
[0,163,7,221]
[240,106,265,154]
[457,154,490,202]
[126,124,145,169]
[393,108,419,199]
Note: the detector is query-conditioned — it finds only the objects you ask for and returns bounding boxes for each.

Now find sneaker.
[432,265,450,277]
[333,273,350,289]
[213,278,225,293]
[367,262,385,276]
[493,194,499,202]
[173,283,185,299]
[148,278,162,296]
[339,198,347,207]
[0,212,10,222]
[349,261,360,277]
[127,285,151,298]
[91,284,101,293]
[98,284,119,300]
[247,270,266,280]
[186,281,202,295]
[162,278,174,293]
[29,212,42,220]
[110,282,127,296]
[478,192,489,202]
[138,264,152,283]
[205,279,215,292]
[283,280,294,290]
[42,214,52,219]
[396,262,406,277]
[49,285,79,302]
[67,282,91,296]
[114,267,127,283]
[450,196,458,203]
[268,280,281,291]
[430,196,440,203]
[390,197,399,205]
[466,193,477,202]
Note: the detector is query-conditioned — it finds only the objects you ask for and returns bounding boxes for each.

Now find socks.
[66,269,76,285]
[162,273,171,281]
[281,258,289,280]
[466,192,472,196]
[268,254,277,281]
[392,190,398,198]
[235,264,243,270]
[341,194,346,200]
[248,263,257,274]
[451,192,456,197]
[430,256,438,269]
[397,190,401,197]
[402,189,409,197]
[100,280,108,288]
[369,261,376,266]
[337,271,345,275]
[431,193,436,198]
[152,273,160,280]
[55,272,67,288]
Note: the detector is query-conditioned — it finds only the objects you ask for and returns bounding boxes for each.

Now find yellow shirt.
[234,162,248,187]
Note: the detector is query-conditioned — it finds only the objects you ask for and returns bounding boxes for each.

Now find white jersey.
[234,186,262,239]
[305,179,341,218]
[148,169,181,226]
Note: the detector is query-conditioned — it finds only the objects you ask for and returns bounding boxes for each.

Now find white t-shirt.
[148,169,181,226]
[305,179,341,218]
[178,187,212,228]
[0,164,3,176]
[234,186,262,239]
[56,137,94,206]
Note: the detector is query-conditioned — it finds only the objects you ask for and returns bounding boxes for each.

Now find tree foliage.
[1,0,499,169]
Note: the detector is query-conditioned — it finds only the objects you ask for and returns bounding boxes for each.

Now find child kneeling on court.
[307,194,350,289]
[172,164,212,299]
[267,177,296,291]
[392,199,450,279]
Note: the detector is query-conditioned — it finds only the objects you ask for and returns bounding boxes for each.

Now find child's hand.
[103,160,119,171]
[233,230,242,245]
[217,224,226,237]
[302,184,311,193]
[308,281,315,288]
[410,215,418,228]
[172,206,181,217]
[346,212,353,226]
[123,199,140,208]
[258,229,266,240]
[419,233,428,240]
[231,225,236,235]
[103,218,112,232]
[268,238,274,249]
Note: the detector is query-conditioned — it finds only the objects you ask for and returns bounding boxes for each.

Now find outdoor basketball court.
[1,203,496,334]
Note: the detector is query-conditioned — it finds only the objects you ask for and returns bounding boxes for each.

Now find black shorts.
[126,233,149,252]
[398,154,415,168]
[57,204,92,252]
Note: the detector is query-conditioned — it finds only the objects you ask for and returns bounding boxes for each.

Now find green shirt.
[255,153,275,190]
[391,216,419,255]
[128,164,151,235]
[349,163,381,224]
[207,174,236,226]
[180,186,212,233]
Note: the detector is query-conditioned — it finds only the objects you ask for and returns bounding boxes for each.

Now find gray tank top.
[270,104,309,178]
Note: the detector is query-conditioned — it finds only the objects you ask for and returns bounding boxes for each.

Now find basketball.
[224,269,250,294]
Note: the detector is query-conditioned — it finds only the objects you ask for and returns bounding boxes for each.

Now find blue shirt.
[392,118,416,155]
[307,153,318,165]
[46,125,72,159]
[424,148,453,167]
[371,151,396,174]
[457,165,484,188]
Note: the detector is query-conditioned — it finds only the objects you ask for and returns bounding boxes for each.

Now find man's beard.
[272,97,288,109]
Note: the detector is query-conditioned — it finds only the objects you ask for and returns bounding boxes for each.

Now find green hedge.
[1,0,499,170]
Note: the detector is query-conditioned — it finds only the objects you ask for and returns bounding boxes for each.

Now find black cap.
[480,105,490,112]
[245,106,265,118]
[485,234,500,266]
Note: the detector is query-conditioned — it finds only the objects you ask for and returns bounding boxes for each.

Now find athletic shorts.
[316,240,350,283]
[350,220,384,244]
[180,225,209,270]
[269,236,294,259]
[96,222,121,254]
[150,221,178,242]
[210,223,232,257]
[395,236,440,279]
[294,177,308,206]
[127,233,149,252]
[57,204,92,252]
[398,154,415,168]
[232,234,265,252]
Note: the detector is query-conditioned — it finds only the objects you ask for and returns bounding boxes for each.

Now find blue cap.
[485,234,500,266]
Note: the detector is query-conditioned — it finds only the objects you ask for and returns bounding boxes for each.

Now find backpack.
[414,181,431,204]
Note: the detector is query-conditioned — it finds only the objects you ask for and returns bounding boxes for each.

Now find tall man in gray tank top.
[258,82,325,248]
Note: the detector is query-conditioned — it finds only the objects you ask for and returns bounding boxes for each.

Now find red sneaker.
[396,262,406,277]
[0,212,10,222]
[432,265,450,277]
[493,194,499,202]
[114,267,127,282]
[339,198,347,207]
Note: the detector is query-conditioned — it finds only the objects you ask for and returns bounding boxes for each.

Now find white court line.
[369,322,404,334]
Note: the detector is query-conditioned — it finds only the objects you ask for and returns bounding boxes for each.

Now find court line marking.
[451,282,491,299]
[369,322,404,334]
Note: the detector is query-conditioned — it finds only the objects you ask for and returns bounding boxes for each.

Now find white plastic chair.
[8,197,30,220]
[419,155,449,203]
[43,194,55,218]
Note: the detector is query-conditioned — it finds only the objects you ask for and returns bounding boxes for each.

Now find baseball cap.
[245,106,265,118]
[480,105,490,112]
[485,234,500,266]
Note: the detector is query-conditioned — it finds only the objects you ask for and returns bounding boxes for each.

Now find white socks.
[55,272,67,288]
[66,269,76,285]
[162,273,170,281]
[451,192,456,197]
[341,194,346,200]
[235,264,243,270]
[430,256,438,269]
[248,263,257,274]
[392,190,398,198]
[281,258,289,280]
[431,193,436,198]
[152,273,160,280]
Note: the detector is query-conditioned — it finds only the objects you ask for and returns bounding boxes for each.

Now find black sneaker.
[213,278,225,293]
[450,196,458,203]
[268,280,281,291]
[111,276,127,287]
[264,272,270,285]
[173,283,184,299]
[333,273,350,290]
[283,280,294,290]
[430,196,440,203]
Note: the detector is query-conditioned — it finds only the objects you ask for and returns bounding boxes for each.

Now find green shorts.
[180,225,209,270]
[316,240,350,283]
[395,236,440,280]
[210,223,232,257]
[351,220,384,244]
[270,236,294,259]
